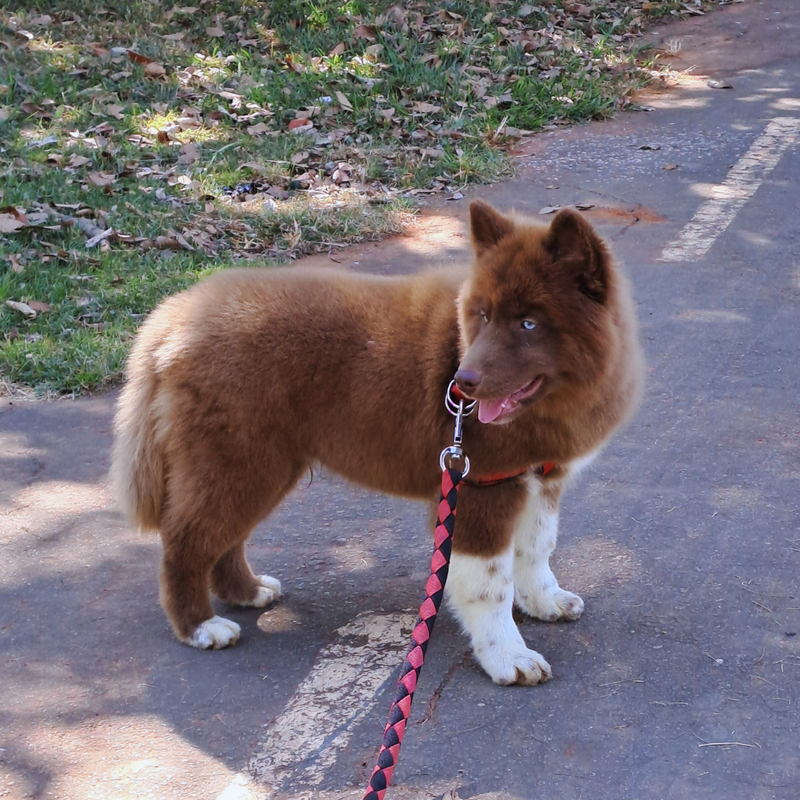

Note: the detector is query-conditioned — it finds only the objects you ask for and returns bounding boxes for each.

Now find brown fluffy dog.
[112,201,643,685]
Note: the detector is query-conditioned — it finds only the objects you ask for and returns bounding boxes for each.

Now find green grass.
[1,0,725,393]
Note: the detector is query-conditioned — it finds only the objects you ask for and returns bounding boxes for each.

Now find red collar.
[462,462,556,487]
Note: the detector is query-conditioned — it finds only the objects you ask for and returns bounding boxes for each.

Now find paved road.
[2,5,800,800]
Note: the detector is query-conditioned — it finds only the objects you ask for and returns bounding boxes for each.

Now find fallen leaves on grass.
[144,62,167,79]
[0,208,28,233]
[86,171,116,188]
[334,91,353,112]
[0,0,734,394]
[178,142,200,164]
[5,300,38,318]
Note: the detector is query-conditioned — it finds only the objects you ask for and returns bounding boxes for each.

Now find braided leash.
[362,465,462,800]
[363,383,475,800]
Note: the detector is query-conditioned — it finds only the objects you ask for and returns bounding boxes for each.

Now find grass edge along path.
[1,0,725,394]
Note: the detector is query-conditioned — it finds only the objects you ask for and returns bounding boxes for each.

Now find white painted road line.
[660,117,800,262]
[238,611,415,797]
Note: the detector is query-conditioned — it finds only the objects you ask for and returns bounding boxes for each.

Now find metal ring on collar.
[439,446,470,477]
[444,380,477,417]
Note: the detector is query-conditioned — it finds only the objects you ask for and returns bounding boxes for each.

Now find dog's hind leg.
[211,541,282,608]
[159,461,303,650]
[159,515,241,650]
[445,481,552,686]
[512,475,584,622]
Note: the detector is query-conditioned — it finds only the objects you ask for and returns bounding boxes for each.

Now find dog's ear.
[546,208,611,304]
[470,200,514,255]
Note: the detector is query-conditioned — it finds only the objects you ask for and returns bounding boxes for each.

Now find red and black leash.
[362,464,463,800]
[362,381,473,800]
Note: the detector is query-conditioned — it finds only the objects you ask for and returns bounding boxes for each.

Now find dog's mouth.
[477,375,545,424]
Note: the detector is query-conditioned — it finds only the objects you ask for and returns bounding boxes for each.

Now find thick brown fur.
[112,201,643,648]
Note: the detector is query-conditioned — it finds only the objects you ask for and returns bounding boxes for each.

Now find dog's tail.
[111,334,169,532]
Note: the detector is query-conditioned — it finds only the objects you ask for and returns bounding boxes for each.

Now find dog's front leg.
[512,476,584,622]
[448,546,551,685]
[444,483,550,686]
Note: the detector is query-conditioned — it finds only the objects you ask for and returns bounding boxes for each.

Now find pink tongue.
[478,398,510,424]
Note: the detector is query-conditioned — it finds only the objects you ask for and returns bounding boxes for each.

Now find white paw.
[185,616,241,650]
[516,587,584,622]
[477,642,552,686]
[244,575,282,608]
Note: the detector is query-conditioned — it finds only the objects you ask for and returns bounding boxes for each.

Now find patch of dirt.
[584,205,668,224]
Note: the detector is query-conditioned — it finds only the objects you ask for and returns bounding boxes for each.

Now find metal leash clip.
[439,380,477,477]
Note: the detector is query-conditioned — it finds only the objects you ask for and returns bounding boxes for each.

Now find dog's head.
[456,200,618,424]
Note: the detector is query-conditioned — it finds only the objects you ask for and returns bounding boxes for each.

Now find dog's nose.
[454,368,482,394]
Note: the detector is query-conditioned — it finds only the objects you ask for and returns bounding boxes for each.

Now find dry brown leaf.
[85,228,114,248]
[0,214,26,233]
[25,211,51,225]
[565,2,591,15]
[68,154,92,168]
[238,161,266,174]
[413,101,442,114]
[178,142,199,164]
[247,122,269,136]
[87,171,116,187]
[145,62,167,78]
[206,26,225,37]
[0,108,10,123]
[284,55,305,74]
[127,50,152,64]
[329,42,346,57]
[7,254,24,273]
[0,206,27,232]
[27,300,51,313]
[353,24,377,41]
[335,91,353,111]
[5,300,37,317]
[105,103,125,120]
[287,118,310,131]
[155,235,188,251]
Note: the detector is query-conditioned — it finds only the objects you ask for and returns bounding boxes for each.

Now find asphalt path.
[2,6,799,800]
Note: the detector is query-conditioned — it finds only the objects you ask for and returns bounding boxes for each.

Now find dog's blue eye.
[522,319,537,331]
